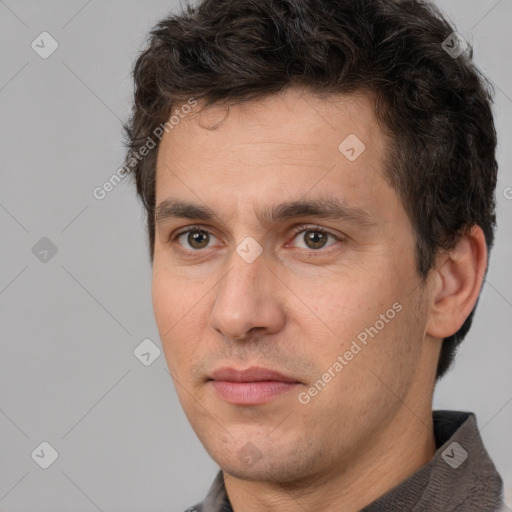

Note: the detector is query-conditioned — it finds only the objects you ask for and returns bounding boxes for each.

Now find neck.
[224,404,437,512]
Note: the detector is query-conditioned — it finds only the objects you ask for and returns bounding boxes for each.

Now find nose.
[208,247,286,342]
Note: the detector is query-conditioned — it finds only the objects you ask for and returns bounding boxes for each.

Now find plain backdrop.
[0,0,511,511]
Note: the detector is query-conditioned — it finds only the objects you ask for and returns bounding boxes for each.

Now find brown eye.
[188,230,209,249]
[303,230,328,249]
[176,229,213,249]
[291,228,337,250]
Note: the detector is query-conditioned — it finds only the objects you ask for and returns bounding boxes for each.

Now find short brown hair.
[123,0,498,380]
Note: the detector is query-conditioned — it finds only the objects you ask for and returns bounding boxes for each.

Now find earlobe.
[426,225,488,339]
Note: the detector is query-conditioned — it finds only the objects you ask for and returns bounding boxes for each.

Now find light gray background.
[0,1,511,511]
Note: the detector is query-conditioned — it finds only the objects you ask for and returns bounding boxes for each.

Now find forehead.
[154,88,395,225]
[159,88,382,159]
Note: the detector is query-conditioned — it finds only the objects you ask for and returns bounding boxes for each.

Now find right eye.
[173,227,219,250]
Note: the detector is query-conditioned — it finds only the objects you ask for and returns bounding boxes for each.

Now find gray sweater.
[185,410,506,511]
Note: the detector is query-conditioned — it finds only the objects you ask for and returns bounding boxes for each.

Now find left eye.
[291,228,338,250]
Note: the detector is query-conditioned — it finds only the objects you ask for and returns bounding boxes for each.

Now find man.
[123,0,506,510]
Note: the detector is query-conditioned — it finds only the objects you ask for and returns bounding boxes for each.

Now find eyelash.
[170,224,342,251]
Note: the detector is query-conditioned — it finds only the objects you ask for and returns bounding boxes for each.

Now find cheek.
[151,269,205,368]
[152,262,199,327]
[295,264,409,373]
[291,265,388,331]
[151,270,174,333]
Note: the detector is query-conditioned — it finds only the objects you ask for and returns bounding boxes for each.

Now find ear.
[426,225,488,339]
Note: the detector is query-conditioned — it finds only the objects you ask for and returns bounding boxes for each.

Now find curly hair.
[123,0,498,380]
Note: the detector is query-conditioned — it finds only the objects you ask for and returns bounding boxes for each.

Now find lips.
[208,366,301,405]
[209,366,299,383]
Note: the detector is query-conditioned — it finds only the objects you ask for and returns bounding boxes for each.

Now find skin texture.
[151,87,488,511]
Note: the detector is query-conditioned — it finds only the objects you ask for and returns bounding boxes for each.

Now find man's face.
[152,88,435,482]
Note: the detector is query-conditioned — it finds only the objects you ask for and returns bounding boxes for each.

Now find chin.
[221,457,328,486]
[210,439,323,485]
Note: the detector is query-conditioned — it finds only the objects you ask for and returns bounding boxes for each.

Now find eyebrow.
[154,197,374,228]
